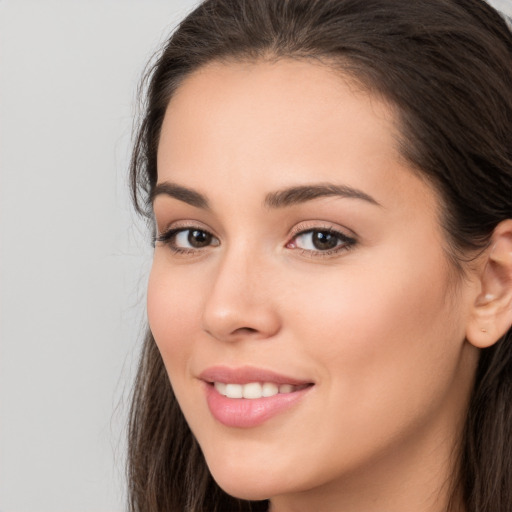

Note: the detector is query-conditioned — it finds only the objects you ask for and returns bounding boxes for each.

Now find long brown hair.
[128,1,512,510]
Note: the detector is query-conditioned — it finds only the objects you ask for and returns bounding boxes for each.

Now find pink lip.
[199,366,314,428]
[199,365,311,385]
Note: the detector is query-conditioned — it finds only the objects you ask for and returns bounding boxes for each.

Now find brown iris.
[188,230,212,248]
[311,231,339,250]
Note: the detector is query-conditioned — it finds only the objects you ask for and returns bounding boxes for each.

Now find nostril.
[234,327,258,335]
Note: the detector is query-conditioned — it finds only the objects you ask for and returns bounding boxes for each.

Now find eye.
[175,229,214,248]
[287,228,356,256]
[155,227,220,253]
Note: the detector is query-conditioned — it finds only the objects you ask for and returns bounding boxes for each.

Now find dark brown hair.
[128,1,512,510]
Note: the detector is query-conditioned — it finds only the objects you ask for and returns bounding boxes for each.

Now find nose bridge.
[201,241,279,341]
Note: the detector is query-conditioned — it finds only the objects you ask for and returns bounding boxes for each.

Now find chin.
[204,455,289,502]
[215,481,271,502]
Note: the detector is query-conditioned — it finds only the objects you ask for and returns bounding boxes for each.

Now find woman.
[128,1,512,511]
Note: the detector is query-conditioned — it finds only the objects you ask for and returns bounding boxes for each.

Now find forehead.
[156,58,434,217]
[159,58,398,155]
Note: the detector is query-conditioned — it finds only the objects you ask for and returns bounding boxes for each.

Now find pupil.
[313,231,338,250]
[188,230,211,248]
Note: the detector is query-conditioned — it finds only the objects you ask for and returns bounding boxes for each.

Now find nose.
[201,249,281,343]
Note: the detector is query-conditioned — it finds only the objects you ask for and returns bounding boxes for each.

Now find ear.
[466,219,512,348]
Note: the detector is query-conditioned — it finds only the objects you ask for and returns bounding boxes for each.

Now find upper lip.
[199,365,313,386]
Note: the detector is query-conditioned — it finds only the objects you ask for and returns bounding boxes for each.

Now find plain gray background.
[1,1,511,511]
[0,1,197,511]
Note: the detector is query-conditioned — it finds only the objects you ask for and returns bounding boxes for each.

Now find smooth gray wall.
[0,1,197,511]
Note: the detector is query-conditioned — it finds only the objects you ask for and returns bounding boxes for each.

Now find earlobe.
[466,220,512,349]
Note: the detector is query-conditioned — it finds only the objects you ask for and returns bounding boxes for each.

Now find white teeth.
[279,384,294,394]
[214,382,227,395]
[242,382,262,399]
[225,383,243,398]
[214,381,301,399]
[262,382,279,397]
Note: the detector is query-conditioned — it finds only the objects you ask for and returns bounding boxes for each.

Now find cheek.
[147,259,202,373]
[285,246,467,432]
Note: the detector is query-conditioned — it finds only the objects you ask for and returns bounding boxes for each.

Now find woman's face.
[148,60,480,507]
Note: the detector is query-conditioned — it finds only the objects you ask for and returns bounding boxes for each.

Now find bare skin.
[147,59,512,512]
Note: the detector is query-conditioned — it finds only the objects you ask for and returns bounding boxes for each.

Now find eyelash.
[153,227,218,255]
[287,225,357,258]
[154,225,357,258]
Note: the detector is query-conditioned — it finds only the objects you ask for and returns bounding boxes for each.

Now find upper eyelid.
[289,222,356,239]
[292,229,354,241]
[156,220,216,236]
[156,225,218,240]
[153,227,220,253]
[290,228,356,246]
[154,221,357,246]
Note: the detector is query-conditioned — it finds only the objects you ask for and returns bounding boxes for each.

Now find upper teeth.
[214,382,300,399]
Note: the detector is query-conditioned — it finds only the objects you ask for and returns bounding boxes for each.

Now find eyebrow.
[150,182,210,209]
[264,183,381,208]
[150,181,380,210]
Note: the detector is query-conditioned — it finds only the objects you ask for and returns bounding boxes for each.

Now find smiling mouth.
[201,368,314,427]
[213,381,312,399]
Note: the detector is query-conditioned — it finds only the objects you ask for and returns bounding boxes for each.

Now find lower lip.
[204,383,312,428]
